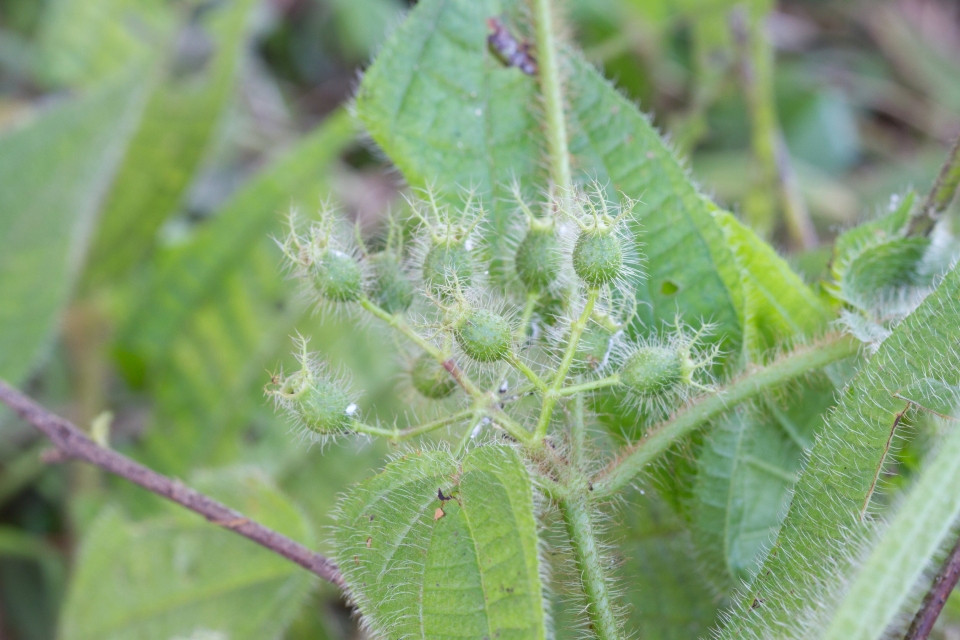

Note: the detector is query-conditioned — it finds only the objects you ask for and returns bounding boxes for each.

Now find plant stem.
[592,334,859,498]
[559,375,621,397]
[908,134,960,237]
[0,380,344,587]
[570,393,586,469]
[532,0,572,197]
[507,352,549,392]
[353,409,477,441]
[534,289,598,441]
[359,296,483,399]
[560,494,621,639]
[731,7,817,250]
[904,534,960,640]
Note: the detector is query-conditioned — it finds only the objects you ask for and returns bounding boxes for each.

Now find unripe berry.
[272,369,354,435]
[313,249,363,302]
[573,230,623,287]
[368,251,413,313]
[423,240,473,294]
[410,353,456,399]
[455,308,512,362]
[619,346,683,395]
[515,226,561,292]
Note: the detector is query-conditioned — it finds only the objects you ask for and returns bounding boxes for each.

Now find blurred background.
[0,0,958,638]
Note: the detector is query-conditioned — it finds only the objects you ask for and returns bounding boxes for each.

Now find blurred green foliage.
[0,0,957,638]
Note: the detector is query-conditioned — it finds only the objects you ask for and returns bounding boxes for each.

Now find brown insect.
[487,17,537,75]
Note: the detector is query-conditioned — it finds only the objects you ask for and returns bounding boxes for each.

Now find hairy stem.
[559,375,621,397]
[532,0,572,197]
[353,408,478,441]
[560,494,621,639]
[908,134,960,237]
[508,352,549,392]
[359,296,483,398]
[570,393,586,469]
[535,289,598,441]
[592,335,859,497]
[0,380,344,586]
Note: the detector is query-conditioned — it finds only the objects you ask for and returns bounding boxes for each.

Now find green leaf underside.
[83,0,257,286]
[335,445,546,639]
[823,396,960,640]
[693,409,800,586]
[60,471,315,640]
[0,71,147,387]
[720,264,960,639]
[117,111,355,476]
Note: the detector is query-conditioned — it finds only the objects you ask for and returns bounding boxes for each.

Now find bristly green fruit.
[620,345,683,395]
[271,369,354,435]
[410,353,457,399]
[423,239,473,294]
[516,225,561,291]
[573,229,623,287]
[368,251,414,313]
[313,249,363,302]
[456,308,512,362]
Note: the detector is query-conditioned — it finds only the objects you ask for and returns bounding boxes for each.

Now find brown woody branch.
[903,534,960,640]
[0,379,344,588]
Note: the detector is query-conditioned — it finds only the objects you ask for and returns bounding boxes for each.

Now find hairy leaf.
[335,445,546,639]
[60,470,315,640]
[116,111,355,475]
[719,263,960,638]
[0,72,147,387]
[83,0,258,286]
[822,393,960,640]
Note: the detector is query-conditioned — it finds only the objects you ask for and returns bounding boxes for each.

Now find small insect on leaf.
[434,507,445,521]
[487,17,536,75]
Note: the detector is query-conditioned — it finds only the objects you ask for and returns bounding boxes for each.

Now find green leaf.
[355,0,546,275]
[334,445,547,639]
[895,378,960,419]
[116,111,356,475]
[821,395,960,640]
[691,409,797,587]
[35,0,172,88]
[714,211,832,358]
[82,0,258,286]
[0,71,147,387]
[718,263,960,638]
[60,469,315,640]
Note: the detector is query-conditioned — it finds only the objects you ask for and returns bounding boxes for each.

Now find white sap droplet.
[465,239,474,250]
[345,403,358,416]
[475,108,482,116]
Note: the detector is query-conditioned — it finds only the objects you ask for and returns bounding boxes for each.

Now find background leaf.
[0,71,147,387]
[116,110,357,476]
[82,0,258,286]
[60,469,315,640]
[334,445,547,639]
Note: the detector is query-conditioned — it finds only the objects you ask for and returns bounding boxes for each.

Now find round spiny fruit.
[282,370,354,434]
[423,240,473,293]
[368,251,413,313]
[619,346,683,395]
[516,227,561,291]
[572,323,615,375]
[313,249,363,302]
[410,353,457,399]
[456,309,512,362]
[573,230,623,287]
